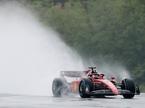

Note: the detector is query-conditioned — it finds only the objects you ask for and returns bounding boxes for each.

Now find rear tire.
[52,78,65,97]
[121,79,135,99]
[136,84,140,95]
[79,79,93,98]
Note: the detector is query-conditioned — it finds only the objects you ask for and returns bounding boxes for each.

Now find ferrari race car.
[52,67,140,98]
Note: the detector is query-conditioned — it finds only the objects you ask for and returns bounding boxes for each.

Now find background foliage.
[22,0,145,91]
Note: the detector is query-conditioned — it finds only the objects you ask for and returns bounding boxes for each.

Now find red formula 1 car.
[52,67,140,98]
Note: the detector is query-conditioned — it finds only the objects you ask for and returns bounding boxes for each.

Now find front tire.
[121,79,135,99]
[79,79,93,98]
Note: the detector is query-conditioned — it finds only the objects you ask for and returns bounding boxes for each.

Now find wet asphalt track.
[0,93,144,108]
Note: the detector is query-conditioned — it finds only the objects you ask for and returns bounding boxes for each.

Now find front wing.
[87,89,138,96]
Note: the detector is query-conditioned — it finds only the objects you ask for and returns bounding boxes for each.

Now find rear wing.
[60,71,85,77]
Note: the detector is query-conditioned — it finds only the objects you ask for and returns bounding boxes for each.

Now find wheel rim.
[85,85,90,93]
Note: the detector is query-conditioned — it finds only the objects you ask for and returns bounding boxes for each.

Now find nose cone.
[111,85,119,95]
[101,79,119,95]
